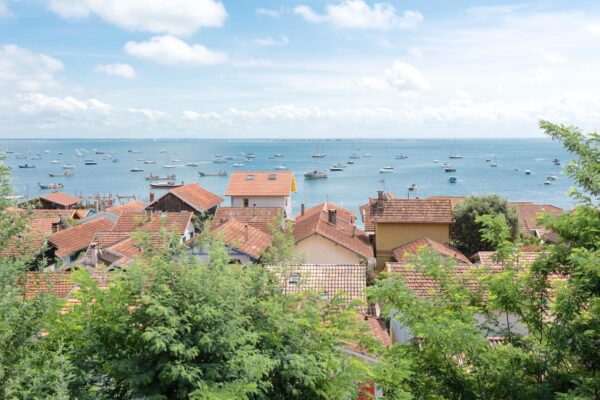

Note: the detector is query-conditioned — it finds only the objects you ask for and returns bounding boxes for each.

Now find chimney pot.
[300,203,305,217]
[244,224,249,242]
[328,209,337,225]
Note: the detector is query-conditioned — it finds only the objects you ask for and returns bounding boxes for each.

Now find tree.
[260,218,304,267]
[451,194,519,256]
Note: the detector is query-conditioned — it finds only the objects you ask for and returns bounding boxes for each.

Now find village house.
[361,192,454,269]
[146,183,223,220]
[211,206,282,233]
[34,192,82,210]
[225,171,296,218]
[294,203,374,266]
[392,237,470,264]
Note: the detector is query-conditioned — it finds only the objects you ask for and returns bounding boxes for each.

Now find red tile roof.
[39,192,81,207]
[513,203,563,236]
[106,200,146,215]
[141,212,193,236]
[270,264,367,307]
[112,211,147,232]
[30,209,79,219]
[212,207,282,234]
[148,183,222,213]
[393,238,470,264]
[225,171,295,196]
[426,196,468,209]
[471,251,542,265]
[212,218,273,259]
[346,314,391,356]
[370,198,454,224]
[297,202,356,223]
[48,217,114,257]
[294,203,374,260]
[22,271,110,300]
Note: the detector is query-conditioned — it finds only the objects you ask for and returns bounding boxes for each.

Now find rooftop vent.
[288,273,300,284]
[268,173,277,180]
[246,174,254,180]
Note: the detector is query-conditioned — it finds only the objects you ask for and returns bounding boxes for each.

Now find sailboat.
[448,138,462,159]
[312,144,326,158]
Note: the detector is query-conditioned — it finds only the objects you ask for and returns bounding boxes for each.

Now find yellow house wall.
[374,223,451,268]
[296,234,363,265]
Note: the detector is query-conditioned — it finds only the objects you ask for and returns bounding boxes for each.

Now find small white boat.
[172,159,181,163]
[186,162,199,167]
[524,169,532,175]
[274,153,284,158]
[199,170,228,177]
[164,164,176,169]
[349,153,360,159]
[131,167,144,172]
[38,183,63,190]
[379,166,394,174]
[395,155,408,160]
[547,175,558,181]
[330,165,344,172]
[449,155,463,159]
[84,160,97,165]
[275,165,288,170]
[490,162,498,167]
[63,164,75,169]
[160,149,167,153]
[213,157,227,164]
[312,153,326,158]
[544,180,552,185]
[51,160,60,164]
[433,159,439,163]
[144,160,156,164]
[443,166,456,172]
[233,163,244,167]
[408,184,418,191]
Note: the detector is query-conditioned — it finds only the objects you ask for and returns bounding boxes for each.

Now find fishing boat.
[443,165,456,172]
[395,155,408,160]
[245,153,256,159]
[131,167,144,172]
[408,184,418,192]
[524,169,532,175]
[163,164,176,169]
[330,165,344,172]
[199,170,228,177]
[304,170,327,180]
[18,164,35,168]
[150,181,184,189]
[38,183,63,190]
[213,156,227,164]
[146,173,176,181]
[186,162,199,167]
[379,166,394,174]
[48,170,73,177]
[275,165,288,170]
[144,160,156,164]
[233,163,244,167]
[448,176,457,183]
[84,160,97,165]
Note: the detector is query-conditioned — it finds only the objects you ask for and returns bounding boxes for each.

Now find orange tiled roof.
[297,202,356,223]
[107,238,140,258]
[30,209,78,219]
[212,218,273,259]
[149,183,222,213]
[48,217,114,257]
[141,212,193,236]
[370,198,454,224]
[513,203,563,236]
[392,238,470,264]
[472,251,542,265]
[212,207,282,234]
[426,196,468,209]
[294,203,373,260]
[346,314,391,356]
[22,271,110,300]
[112,211,147,232]
[271,264,367,306]
[39,192,81,207]
[106,200,146,215]
[225,171,295,196]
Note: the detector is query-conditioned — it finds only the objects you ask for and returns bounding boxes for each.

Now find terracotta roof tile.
[106,200,146,215]
[270,264,367,307]
[112,211,147,232]
[48,217,114,257]
[225,171,296,196]
[212,218,273,259]
[371,198,454,224]
[148,183,222,213]
[472,251,542,265]
[346,314,391,356]
[39,192,81,207]
[393,238,470,264]
[30,209,78,219]
[22,271,110,300]
[294,203,374,260]
[513,203,563,236]
[212,207,282,234]
[141,212,193,236]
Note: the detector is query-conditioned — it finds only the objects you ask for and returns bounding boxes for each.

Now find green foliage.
[451,194,520,256]
[260,218,304,266]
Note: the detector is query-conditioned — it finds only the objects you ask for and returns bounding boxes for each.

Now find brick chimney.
[328,209,337,225]
[149,192,155,202]
[376,190,384,209]
[300,203,305,217]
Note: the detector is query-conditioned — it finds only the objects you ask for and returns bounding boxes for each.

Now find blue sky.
[1,0,600,138]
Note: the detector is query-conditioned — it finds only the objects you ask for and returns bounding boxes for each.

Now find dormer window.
[246,174,254,180]
[268,173,277,180]
[288,273,300,284]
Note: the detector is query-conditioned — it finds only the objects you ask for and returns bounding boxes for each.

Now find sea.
[0,138,577,217]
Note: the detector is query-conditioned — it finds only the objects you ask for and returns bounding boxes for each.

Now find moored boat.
[131,167,144,172]
[275,165,288,170]
[146,173,176,181]
[150,181,184,189]
[84,160,97,165]
[379,166,394,173]
[19,164,36,168]
[443,166,456,172]
[304,170,327,180]
[524,169,532,175]
[38,183,63,190]
[448,176,457,183]
[48,170,73,177]
[198,170,228,177]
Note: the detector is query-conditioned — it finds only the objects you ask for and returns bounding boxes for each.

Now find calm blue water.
[0,139,576,216]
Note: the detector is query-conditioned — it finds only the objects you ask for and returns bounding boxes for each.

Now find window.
[243,198,249,207]
[288,273,300,284]
[268,173,276,180]
[246,174,254,180]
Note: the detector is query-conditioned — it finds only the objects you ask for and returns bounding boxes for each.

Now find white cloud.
[0,1,12,18]
[294,0,423,30]
[542,51,568,64]
[252,35,289,47]
[232,58,276,68]
[0,45,64,91]
[362,61,429,92]
[255,8,281,18]
[47,0,227,36]
[18,93,111,114]
[124,35,228,66]
[467,4,530,20]
[95,63,136,79]
[182,110,200,120]
[127,107,167,120]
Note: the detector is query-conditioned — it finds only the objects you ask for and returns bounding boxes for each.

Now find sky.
[1,0,600,139]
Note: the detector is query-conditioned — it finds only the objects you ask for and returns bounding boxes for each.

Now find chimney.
[377,190,384,209]
[328,209,337,225]
[300,203,305,217]
[352,225,356,237]
[149,192,155,202]
[244,224,249,242]
[90,242,98,267]
[253,203,256,217]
